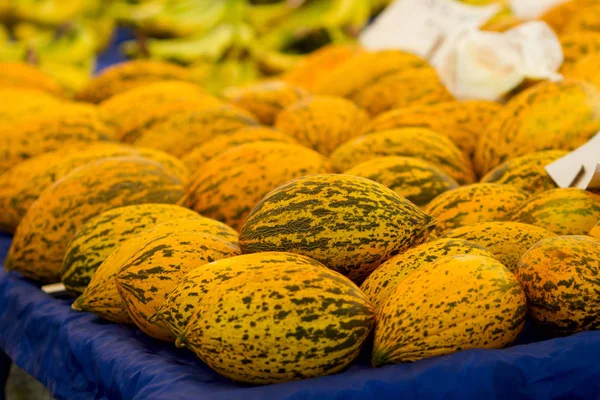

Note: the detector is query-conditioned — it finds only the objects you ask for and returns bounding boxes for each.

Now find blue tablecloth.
[2,232,600,400]
[95,27,131,73]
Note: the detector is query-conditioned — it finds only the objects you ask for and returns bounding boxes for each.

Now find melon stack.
[1,6,600,384]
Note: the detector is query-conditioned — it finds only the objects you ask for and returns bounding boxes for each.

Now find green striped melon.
[60,204,200,295]
[373,254,526,365]
[515,235,600,334]
[510,188,600,235]
[179,254,374,384]
[343,156,459,207]
[330,128,475,185]
[360,238,493,310]
[239,174,436,283]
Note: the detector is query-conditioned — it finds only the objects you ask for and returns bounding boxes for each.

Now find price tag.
[507,0,570,19]
[41,282,67,296]
[546,133,600,189]
[360,0,500,59]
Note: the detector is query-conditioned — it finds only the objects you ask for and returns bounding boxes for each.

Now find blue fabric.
[95,27,134,73]
[2,234,600,400]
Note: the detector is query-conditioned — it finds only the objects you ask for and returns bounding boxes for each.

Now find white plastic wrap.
[360,0,500,58]
[432,21,563,100]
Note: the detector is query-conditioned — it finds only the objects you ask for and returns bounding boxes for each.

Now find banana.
[83,2,117,52]
[322,0,371,30]
[254,0,368,56]
[122,0,251,64]
[368,0,394,14]
[108,0,166,27]
[110,0,229,37]
[0,24,8,44]
[0,0,10,20]
[247,2,296,32]
[151,0,229,37]
[35,23,97,65]
[122,22,252,64]
[191,57,260,94]
[13,0,89,26]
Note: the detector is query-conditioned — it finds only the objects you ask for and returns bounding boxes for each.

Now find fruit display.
[2,1,600,391]
[134,105,260,157]
[223,80,309,125]
[443,222,557,271]
[314,50,453,116]
[0,1,114,94]
[362,101,503,158]
[181,126,298,172]
[0,143,189,233]
[0,104,115,173]
[153,252,324,338]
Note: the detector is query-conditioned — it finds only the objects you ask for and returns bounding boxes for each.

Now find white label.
[508,0,570,19]
[360,0,500,58]
[41,282,66,295]
[546,133,600,189]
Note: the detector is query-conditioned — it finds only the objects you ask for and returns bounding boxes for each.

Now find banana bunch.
[3,0,89,26]
[250,0,372,73]
[120,0,257,93]
[110,0,229,37]
[119,0,384,91]
[122,0,250,64]
[0,0,117,94]
[0,22,97,93]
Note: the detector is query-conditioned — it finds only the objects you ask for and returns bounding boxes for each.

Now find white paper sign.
[360,0,500,59]
[546,133,600,189]
[508,0,569,19]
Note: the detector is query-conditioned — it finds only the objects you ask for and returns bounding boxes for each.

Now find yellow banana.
[191,57,260,94]
[247,2,296,32]
[13,0,89,25]
[34,22,97,65]
[122,22,250,64]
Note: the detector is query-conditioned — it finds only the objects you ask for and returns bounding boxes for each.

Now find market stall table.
[1,232,600,400]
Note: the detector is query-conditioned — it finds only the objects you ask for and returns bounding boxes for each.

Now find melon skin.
[239,173,436,284]
[179,254,374,384]
[373,254,527,366]
[515,235,600,334]
[5,157,185,283]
